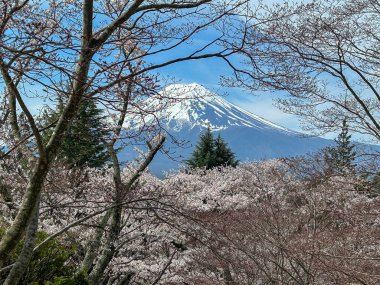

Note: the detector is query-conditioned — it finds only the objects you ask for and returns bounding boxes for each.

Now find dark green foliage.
[186,127,238,170]
[24,231,76,284]
[0,228,76,284]
[41,98,110,168]
[214,134,238,168]
[326,119,356,174]
[186,127,215,169]
[42,271,89,285]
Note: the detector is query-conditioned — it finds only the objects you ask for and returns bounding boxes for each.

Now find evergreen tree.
[213,134,238,168]
[186,127,238,170]
[186,127,215,170]
[327,118,356,174]
[41,98,110,168]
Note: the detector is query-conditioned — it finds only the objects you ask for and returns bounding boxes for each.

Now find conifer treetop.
[186,127,238,170]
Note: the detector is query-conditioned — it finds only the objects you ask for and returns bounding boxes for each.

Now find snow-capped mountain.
[120,83,331,176]
[158,83,294,133]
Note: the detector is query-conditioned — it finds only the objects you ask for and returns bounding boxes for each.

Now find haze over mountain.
[120,83,331,175]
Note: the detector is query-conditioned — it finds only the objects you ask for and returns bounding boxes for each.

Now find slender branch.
[93,0,145,47]
[151,250,177,285]
[0,58,45,156]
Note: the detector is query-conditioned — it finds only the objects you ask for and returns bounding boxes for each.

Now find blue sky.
[148,0,321,138]
[155,51,311,136]
[7,0,337,140]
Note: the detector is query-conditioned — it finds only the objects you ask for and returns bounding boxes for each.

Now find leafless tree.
[0,0,250,281]
[233,0,380,142]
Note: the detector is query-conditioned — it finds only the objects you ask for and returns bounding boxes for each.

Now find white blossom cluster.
[0,159,379,284]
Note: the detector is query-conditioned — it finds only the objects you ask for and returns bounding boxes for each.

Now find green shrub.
[42,271,89,285]
[0,227,78,284]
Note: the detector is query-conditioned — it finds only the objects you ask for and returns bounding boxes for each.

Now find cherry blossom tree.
[233,0,380,141]
[1,152,379,283]
[163,161,379,285]
[0,0,250,281]
[0,1,378,283]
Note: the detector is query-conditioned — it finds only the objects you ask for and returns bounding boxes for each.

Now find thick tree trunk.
[78,210,112,275]
[87,135,165,283]
[0,29,94,269]
[3,197,40,284]
[87,141,124,284]
[0,158,48,266]
[87,206,122,285]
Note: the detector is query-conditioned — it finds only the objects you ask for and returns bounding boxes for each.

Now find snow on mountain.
[158,83,294,133]
[120,83,332,176]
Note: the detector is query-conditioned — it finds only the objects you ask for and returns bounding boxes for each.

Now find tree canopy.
[1,0,379,283]
[327,119,356,174]
[0,0,249,282]
[186,127,238,170]
[234,0,380,142]
[40,99,110,168]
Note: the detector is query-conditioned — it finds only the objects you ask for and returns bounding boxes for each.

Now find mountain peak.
[125,83,294,134]
[160,83,293,133]
[161,83,213,101]
[121,83,332,176]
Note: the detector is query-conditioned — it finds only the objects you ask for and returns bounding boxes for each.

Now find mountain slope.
[157,83,294,133]
[120,83,331,176]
